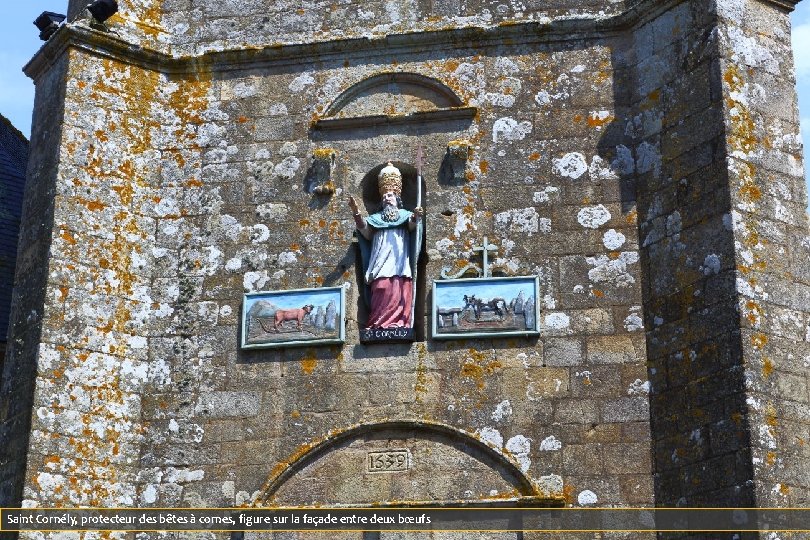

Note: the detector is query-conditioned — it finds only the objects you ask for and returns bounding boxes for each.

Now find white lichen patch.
[552,152,588,179]
[628,379,651,395]
[251,224,270,244]
[586,252,639,287]
[495,57,520,74]
[289,73,315,92]
[624,307,644,332]
[578,490,598,505]
[256,203,288,221]
[243,271,270,292]
[602,229,626,250]
[477,427,504,449]
[154,198,181,218]
[494,207,546,236]
[279,142,298,155]
[505,435,532,473]
[225,258,242,272]
[612,144,635,175]
[534,90,551,106]
[589,155,619,180]
[577,205,611,229]
[219,215,243,242]
[141,484,159,504]
[544,312,571,330]
[539,435,562,451]
[700,254,722,275]
[273,156,301,180]
[533,186,559,204]
[491,400,513,421]
[277,251,299,266]
[165,468,205,483]
[636,141,661,175]
[492,117,532,143]
[537,474,564,498]
[485,93,516,108]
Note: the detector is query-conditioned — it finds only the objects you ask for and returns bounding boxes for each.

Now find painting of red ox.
[242,286,346,349]
[432,276,540,339]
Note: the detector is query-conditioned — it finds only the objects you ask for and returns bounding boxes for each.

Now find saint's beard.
[381,203,400,222]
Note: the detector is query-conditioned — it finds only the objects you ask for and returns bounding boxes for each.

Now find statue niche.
[348,162,424,343]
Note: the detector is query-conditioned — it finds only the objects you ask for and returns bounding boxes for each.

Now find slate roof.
[0,114,29,344]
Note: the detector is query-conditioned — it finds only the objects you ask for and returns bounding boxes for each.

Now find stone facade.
[1,0,808,538]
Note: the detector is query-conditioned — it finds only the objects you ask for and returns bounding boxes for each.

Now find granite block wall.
[1,1,807,539]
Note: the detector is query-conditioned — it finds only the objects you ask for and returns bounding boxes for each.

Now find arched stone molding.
[257,419,560,507]
[313,72,477,131]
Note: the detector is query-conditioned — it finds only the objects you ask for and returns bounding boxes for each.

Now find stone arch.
[313,72,476,130]
[258,420,541,506]
[325,72,464,118]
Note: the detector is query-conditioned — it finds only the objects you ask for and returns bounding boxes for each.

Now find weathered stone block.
[194,392,261,418]
[554,399,599,424]
[602,397,650,423]
[587,335,642,365]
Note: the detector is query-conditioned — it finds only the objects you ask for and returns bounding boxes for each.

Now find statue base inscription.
[360,327,415,343]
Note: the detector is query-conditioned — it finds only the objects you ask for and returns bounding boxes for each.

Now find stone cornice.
[23,0,799,80]
[759,0,801,11]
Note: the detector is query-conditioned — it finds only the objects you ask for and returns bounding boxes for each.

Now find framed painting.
[241,286,346,349]
[432,276,540,339]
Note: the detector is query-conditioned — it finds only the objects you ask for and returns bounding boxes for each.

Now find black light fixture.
[33,11,66,41]
[87,0,118,23]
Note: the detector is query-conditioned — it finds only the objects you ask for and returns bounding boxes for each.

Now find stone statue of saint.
[348,163,423,330]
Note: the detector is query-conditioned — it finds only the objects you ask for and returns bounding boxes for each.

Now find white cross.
[472,236,498,278]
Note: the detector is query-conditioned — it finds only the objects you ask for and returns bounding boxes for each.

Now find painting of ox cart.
[432,276,540,339]
[241,286,345,349]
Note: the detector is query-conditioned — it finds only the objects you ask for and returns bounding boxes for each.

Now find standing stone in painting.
[325,299,337,330]
[524,297,535,330]
[314,306,325,329]
[513,290,525,314]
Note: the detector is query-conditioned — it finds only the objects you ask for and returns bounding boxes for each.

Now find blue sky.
[435,277,535,308]
[2,2,809,211]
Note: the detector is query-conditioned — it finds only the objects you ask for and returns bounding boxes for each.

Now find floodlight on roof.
[34,11,66,41]
[87,0,118,23]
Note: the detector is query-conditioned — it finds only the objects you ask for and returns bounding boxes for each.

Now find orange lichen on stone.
[562,484,576,504]
[762,357,773,379]
[111,183,135,206]
[765,404,778,427]
[60,230,77,245]
[78,198,106,211]
[122,0,166,42]
[751,333,768,349]
[460,349,502,389]
[301,354,317,375]
[586,112,614,128]
[528,152,540,161]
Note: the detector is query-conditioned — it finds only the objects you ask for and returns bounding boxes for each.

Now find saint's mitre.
[378,162,402,196]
